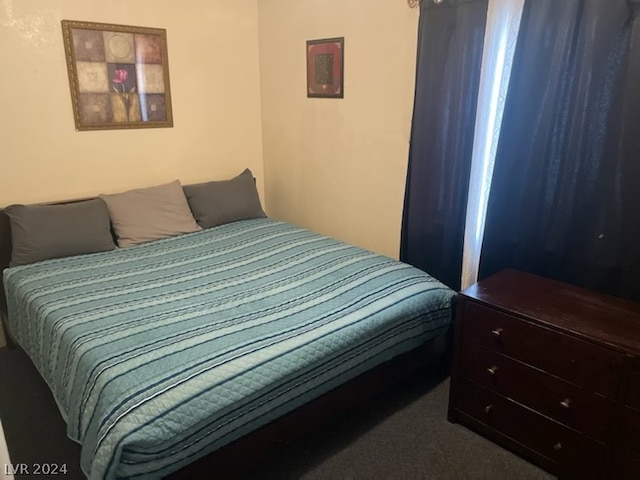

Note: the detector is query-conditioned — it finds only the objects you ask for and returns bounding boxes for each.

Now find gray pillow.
[5,199,116,267]
[183,168,266,229]
[100,180,201,248]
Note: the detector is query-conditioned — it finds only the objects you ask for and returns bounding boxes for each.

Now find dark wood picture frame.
[61,20,174,131]
[306,37,344,98]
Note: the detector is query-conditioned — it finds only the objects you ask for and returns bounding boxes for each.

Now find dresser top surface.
[462,269,640,354]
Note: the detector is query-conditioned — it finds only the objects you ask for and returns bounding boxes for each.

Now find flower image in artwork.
[108,64,140,122]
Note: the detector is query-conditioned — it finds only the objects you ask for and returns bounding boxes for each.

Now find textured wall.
[258,0,419,258]
[0,0,264,204]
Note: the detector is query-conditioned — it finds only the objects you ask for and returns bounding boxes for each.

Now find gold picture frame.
[61,20,174,131]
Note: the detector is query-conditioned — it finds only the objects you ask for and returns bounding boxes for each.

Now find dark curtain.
[479,0,640,301]
[400,0,488,290]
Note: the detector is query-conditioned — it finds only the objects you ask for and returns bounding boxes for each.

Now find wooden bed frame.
[0,197,453,478]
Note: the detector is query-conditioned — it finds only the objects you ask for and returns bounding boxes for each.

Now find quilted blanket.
[4,219,453,479]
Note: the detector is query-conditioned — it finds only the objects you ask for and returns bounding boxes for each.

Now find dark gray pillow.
[183,168,266,229]
[5,199,116,267]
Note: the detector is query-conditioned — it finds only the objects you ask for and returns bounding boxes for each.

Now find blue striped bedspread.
[3,219,453,479]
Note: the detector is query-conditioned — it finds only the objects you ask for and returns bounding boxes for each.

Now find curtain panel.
[479,0,640,301]
[400,0,488,290]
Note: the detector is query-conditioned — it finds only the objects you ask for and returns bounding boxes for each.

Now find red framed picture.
[306,37,344,98]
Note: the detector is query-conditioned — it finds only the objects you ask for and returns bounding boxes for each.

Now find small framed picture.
[306,37,344,98]
[61,20,174,131]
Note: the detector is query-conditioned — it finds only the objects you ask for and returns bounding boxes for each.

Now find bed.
[0,174,454,479]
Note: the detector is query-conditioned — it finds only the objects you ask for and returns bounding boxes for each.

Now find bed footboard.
[172,332,451,479]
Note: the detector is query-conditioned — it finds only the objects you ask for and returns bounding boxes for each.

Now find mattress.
[3,218,453,479]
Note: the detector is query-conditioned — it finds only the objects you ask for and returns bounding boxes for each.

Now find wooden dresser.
[448,269,640,479]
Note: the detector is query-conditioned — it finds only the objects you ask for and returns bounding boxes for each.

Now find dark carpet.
[0,347,552,479]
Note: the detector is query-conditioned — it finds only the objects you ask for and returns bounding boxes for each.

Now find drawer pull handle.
[490,328,503,337]
[484,404,493,414]
[487,366,499,376]
[553,442,563,452]
[560,398,571,409]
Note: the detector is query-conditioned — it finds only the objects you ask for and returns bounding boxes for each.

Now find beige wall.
[258,0,418,259]
[0,0,264,205]
[0,0,418,249]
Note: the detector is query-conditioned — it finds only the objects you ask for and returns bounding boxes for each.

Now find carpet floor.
[0,347,553,479]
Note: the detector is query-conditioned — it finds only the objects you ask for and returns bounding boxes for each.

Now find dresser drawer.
[462,301,624,398]
[617,406,640,458]
[626,362,640,409]
[609,451,640,479]
[459,341,614,441]
[455,378,607,478]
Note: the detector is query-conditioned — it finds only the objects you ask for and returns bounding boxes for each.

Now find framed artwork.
[61,20,173,131]
[306,37,344,98]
